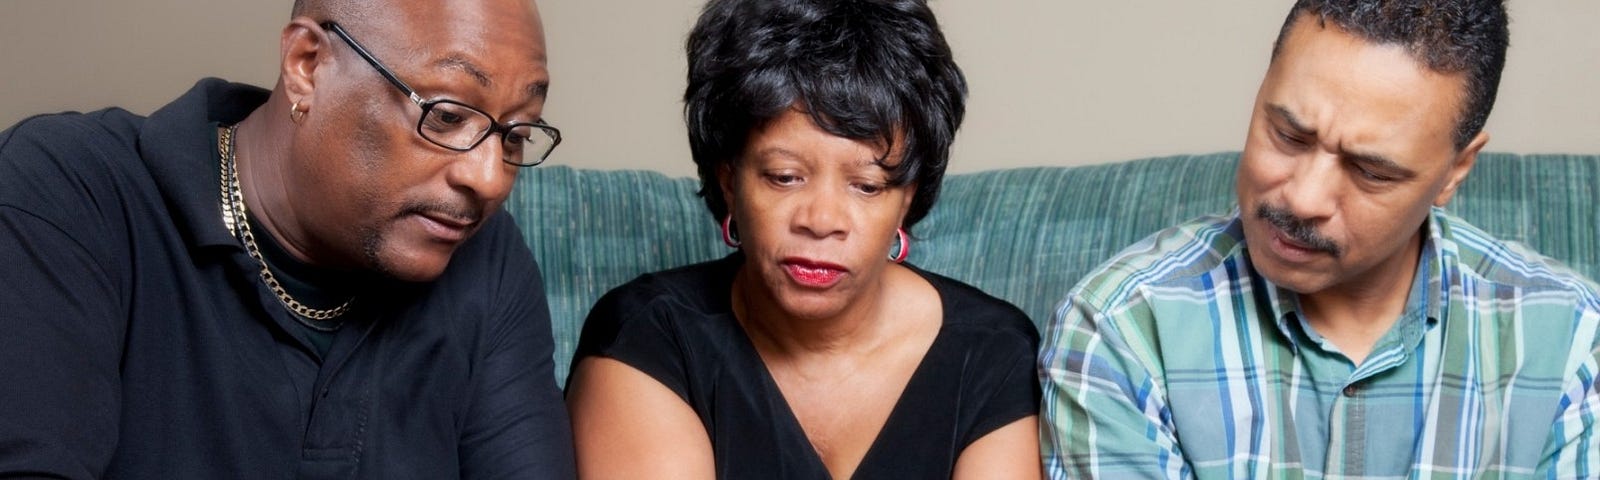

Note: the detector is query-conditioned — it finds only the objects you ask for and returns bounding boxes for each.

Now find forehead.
[359,1,548,95]
[745,109,901,169]
[1265,17,1465,155]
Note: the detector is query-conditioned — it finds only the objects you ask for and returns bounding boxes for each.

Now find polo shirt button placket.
[1342,383,1359,397]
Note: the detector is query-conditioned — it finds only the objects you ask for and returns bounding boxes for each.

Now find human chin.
[1248,250,1341,295]
[769,287,856,321]
[362,224,458,282]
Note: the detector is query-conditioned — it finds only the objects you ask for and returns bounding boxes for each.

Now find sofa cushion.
[509,152,1599,382]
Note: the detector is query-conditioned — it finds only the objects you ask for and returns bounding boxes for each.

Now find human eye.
[501,135,526,154]
[763,171,802,187]
[1273,128,1309,150]
[422,103,477,134]
[1352,164,1395,183]
[853,182,886,196]
[424,112,465,131]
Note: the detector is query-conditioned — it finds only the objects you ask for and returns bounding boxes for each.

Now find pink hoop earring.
[888,227,909,263]
[721,215,741,248]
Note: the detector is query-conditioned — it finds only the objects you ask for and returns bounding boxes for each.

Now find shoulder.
[0,110,150,253]
[1045,214,1246,368]
[1,109,143,152]
[0,110,145,177]
[915,267,1038,347]
[579,257,738,345]
[1,110,146,187]
[598,256,736,315]
[1068,213,1244,310]
[1434,210,1600,378]
[572,257,742,394]
[1436,210,1600,307]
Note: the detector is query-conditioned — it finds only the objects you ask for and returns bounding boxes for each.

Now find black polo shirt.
[0,79,575,479]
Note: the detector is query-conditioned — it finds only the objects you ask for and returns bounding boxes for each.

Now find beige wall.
[3,1,1595,177]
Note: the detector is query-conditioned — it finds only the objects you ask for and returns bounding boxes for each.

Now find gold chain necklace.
[218,125,353,329]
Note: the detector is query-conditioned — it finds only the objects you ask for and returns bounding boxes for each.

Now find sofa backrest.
[508,152,1600,383]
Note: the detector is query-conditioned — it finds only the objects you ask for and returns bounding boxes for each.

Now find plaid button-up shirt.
[1040,208,1600,479]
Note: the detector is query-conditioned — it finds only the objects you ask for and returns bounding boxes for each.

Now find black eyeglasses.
[322,21,560,167]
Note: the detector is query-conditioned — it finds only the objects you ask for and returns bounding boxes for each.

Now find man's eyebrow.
[1344,149,1417,180]
[433,56,492,88]
[1266,103,1416,179]
[433,55,548,103]
[1267,103,1314,135]
[525,81,549,101]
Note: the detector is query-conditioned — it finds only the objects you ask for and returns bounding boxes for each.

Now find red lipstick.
[781,257,848,288]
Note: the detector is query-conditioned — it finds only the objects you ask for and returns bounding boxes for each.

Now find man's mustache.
[1255,203,1342,258]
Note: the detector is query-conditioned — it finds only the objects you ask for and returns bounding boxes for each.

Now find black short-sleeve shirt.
[0,79,574,479]
[573,253,1040,479]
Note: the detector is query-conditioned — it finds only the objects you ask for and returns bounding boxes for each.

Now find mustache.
[1255,203,1342,258]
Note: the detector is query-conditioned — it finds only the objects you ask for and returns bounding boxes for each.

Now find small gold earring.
[289,100,306,123]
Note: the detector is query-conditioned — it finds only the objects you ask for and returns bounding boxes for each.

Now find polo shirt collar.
[138,78,270,251]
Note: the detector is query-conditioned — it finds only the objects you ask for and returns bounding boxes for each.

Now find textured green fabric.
[508,152,1599,383]
[505,167,724,381]
[910,153,1241,329]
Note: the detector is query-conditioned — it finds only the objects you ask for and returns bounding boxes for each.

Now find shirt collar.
[137,78,270,251]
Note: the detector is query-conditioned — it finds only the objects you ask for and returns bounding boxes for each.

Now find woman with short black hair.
[566,1,1041,478]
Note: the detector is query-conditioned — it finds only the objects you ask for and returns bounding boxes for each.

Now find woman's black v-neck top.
[572,253,1041,479]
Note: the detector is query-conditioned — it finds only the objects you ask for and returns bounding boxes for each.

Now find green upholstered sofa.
[506,152,1600,383]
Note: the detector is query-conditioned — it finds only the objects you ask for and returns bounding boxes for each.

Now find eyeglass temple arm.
[320,22,426,106]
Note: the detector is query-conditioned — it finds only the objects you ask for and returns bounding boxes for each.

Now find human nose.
[1279,152,1340,220]
[445,135,517,202]
[792,183,849,239]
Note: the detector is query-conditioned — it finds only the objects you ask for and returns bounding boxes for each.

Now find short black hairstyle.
[684,0,968,229]
[1271,0,1510,151]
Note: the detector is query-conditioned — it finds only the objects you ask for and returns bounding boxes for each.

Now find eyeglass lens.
[419,102,557,166]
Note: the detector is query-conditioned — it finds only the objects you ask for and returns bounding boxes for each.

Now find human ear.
[280,18,329,114]
[1433,131,1487,207]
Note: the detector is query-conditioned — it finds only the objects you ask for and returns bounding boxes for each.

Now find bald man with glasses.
[0,1,575,478]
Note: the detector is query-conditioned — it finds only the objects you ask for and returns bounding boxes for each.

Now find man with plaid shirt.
[1039,1,1600,478]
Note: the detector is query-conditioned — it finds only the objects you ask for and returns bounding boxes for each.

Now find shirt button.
[1342,384,1359,397]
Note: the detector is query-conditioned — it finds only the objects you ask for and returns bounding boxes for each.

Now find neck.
[731,266,894,359]
[1299,229,1424,365]
[234,94,319,267]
